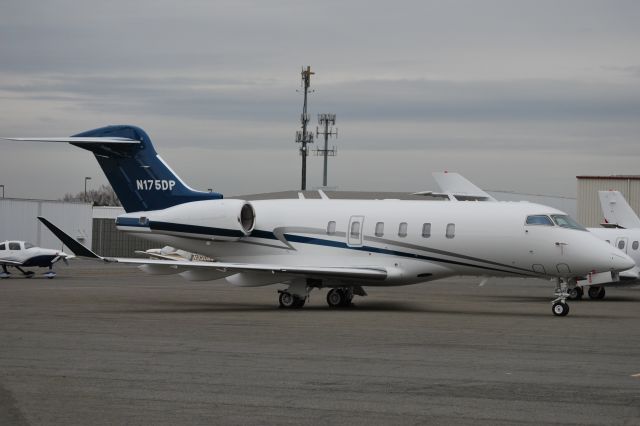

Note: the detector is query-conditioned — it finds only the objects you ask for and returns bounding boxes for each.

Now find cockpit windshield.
[550,215,586,231]
[24,242,35,249]
[525,215,554,226]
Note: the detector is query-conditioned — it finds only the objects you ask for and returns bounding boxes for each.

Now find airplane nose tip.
[612,252,635,272]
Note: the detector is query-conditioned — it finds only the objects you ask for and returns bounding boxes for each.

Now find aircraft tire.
[552,301,570,317]
[279,291,304,309]
[326,289,344,308]
[568,287,583,300]
[588,286,606,300]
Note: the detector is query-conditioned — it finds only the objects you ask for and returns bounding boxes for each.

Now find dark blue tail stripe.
[72,125,223,213]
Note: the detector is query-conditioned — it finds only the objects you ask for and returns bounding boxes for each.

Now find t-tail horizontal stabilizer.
[5,125,224,213]
[37,217,102,260]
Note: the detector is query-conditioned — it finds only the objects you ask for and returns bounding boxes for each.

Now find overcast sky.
[1,0,639,199]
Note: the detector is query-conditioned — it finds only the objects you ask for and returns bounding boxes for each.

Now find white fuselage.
[588,227,640,276]
[116,199,631,286]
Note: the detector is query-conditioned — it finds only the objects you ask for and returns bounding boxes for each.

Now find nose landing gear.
[551,278,573,317]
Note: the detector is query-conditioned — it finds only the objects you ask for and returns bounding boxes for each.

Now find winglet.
[37,217,102,259]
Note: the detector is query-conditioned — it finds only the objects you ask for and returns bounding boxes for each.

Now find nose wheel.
[552,301,570,316]
[551,278,572,317]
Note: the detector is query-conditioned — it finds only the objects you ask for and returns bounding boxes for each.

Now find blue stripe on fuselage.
[115,221,534,277]
[21,255,57,267]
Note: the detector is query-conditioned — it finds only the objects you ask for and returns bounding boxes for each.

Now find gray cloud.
[1,0,640,199]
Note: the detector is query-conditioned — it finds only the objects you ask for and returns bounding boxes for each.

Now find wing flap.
[109,257,388,280]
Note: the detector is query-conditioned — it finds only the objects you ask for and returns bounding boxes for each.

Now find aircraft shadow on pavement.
[94,299,596,318]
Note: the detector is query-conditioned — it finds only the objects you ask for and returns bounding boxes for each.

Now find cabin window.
[550,215,586,231]
[375,222,384,237]
[422,223,431,238]
[327,221,336,235]
[525,215,553,226]
[24,242,34,249]
[0,244,5,250]
[8,242,20,250]
[398,222,408,238]
[633,241,639,251]
[350,221,361,238]
[618,240,626,250]
[446,223,455,239]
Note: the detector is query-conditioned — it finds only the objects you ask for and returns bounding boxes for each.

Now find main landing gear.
[566,285,606,300]
[278,290,306,308]
[277,280,364,309]
[2,266,35,279]
[43,265,57,279]
[587,285,606,300]
[1,265,56,279]
[326,288,354,308]
[567,286,583,300]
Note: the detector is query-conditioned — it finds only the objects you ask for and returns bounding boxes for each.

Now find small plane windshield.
[24,242,35,249]
[551,215,586,231]
[525,215,554,226]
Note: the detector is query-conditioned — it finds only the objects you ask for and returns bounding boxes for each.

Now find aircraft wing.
[109,257,388,280]
[0,259,23,266]
[38,217,388,281]
[134,250,190,261]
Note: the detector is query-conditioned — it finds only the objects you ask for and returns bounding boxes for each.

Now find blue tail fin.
[71,125,222,212]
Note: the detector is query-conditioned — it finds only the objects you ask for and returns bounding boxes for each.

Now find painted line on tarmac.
[631,373,640,378]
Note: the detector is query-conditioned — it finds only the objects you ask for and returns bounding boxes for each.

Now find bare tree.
[62,184,121,206]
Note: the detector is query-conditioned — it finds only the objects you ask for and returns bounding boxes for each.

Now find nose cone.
[611,251,635,272]
[578,236,635,275]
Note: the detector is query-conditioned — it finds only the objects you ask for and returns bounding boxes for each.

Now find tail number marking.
[136,180,176,191]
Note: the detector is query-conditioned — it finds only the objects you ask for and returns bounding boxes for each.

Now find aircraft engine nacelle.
[118,199,256,242]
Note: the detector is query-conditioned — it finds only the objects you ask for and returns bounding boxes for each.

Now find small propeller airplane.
[0,240,71,279]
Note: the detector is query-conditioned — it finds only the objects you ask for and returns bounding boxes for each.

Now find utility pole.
[315,114,338,187]
[84,176,91,203]
[295,66,314,190]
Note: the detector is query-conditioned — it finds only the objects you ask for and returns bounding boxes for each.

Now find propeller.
[52,253,72,265]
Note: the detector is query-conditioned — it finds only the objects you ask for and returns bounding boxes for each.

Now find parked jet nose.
[580,237,635,275]
[611,250,635,272]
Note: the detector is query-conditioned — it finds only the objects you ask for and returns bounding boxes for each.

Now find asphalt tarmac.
[1,263,639,425]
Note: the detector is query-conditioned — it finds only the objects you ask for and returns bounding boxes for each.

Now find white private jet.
[3,125,634,316]
[0,240,70,279]
[583,190,640,299]
[431,172,640,300]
